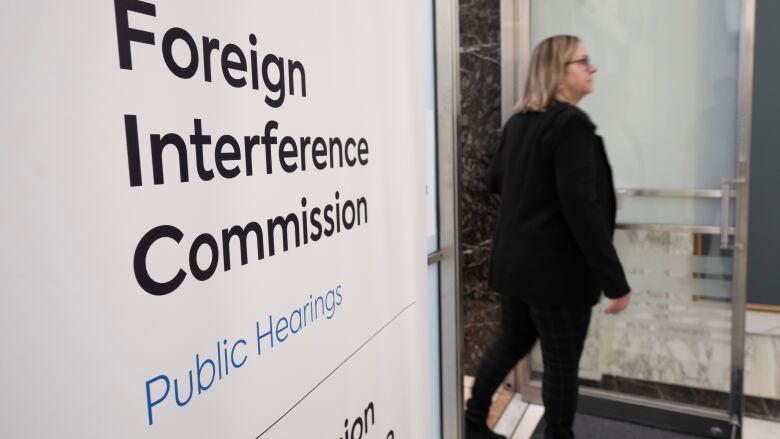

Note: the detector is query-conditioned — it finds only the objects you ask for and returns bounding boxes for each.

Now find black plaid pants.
[466,295,592,439]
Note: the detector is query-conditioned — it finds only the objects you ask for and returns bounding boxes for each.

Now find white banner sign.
[0,1,439,437]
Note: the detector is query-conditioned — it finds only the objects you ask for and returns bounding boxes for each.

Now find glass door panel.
[527,0,743,421]
[531,230,734,408]
[530,0,741,190]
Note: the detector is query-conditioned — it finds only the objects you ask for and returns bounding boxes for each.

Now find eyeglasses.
[566,56,591,67]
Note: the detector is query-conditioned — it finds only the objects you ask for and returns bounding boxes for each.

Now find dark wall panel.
[747,0,780,306]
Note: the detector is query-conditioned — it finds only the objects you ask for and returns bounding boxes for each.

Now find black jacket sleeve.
[553,115,630,299]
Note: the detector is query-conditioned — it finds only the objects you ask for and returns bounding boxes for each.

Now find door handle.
[720,178,744,250]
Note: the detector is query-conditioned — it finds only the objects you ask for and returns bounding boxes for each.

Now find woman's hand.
[604,292,631,315]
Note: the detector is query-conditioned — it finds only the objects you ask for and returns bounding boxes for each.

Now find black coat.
[486,102,630,306]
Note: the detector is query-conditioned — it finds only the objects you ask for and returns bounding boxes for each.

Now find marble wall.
[459,0,503,375]
[745,319,780,420]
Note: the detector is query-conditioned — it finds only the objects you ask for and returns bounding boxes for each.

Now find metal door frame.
[502,1,755,437]
[433,0,463,438]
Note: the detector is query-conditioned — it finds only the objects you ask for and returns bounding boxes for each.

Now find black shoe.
[465,421,507,439]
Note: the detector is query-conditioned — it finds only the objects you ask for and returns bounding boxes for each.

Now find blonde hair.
[515,35,581,113]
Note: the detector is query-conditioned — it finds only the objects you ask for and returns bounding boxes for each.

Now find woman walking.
[465,35,632,439]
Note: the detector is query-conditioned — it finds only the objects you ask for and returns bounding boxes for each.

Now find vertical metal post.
[502,0,536,396]
[501,0,531,124]
[729,0,756,437]
[434,0,462,437]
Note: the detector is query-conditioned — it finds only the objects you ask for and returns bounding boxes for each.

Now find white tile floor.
[493,394,527,437]
[509,403,544,439]
[743,417,780,438]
